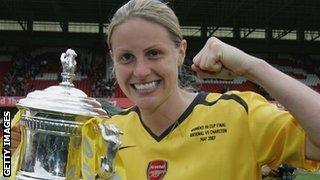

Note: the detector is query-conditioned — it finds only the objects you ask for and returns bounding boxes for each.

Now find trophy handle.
[97,123,122,179]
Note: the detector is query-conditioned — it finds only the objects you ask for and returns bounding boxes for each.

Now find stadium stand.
[2,52,320,100]
[0,61,12,96]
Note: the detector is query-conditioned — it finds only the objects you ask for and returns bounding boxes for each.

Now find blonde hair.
[107,0,183,49]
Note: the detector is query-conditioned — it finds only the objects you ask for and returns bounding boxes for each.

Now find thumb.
[192,64,237,80]
[191,64,216,79]
[209,67,237,80]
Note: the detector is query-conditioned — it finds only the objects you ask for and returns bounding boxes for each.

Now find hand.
[261,165,279,177]
[81,98,108,116]
[191,37,254,79]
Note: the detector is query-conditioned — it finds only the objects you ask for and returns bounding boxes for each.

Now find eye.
[146,49,161,59]
[119,53,134,63]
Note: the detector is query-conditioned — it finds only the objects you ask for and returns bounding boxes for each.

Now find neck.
[140,89,197,136]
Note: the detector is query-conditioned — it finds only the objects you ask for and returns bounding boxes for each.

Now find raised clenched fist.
[191,37,255,79]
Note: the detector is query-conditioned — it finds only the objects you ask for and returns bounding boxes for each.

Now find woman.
[103,0,320,179]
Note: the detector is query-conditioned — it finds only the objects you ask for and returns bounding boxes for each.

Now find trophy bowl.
[14,49,121,180]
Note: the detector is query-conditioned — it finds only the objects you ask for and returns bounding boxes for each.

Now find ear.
[177,39,187,66]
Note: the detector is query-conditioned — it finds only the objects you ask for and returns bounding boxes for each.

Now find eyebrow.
[115,43,164,54]
[143,44,163,52]
[115,49,132,54]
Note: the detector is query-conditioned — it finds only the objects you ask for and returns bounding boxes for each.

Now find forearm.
[246,58,320,147]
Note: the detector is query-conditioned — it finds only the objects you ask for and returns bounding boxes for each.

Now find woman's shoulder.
[109,106,139,123]
[206,90,268,102]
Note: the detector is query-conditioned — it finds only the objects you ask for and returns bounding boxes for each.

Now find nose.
[133,58,151,78]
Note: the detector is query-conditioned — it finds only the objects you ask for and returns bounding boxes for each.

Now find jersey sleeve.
[239,91,319,170]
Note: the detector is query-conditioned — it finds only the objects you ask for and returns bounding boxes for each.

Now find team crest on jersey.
[147,160,168,180]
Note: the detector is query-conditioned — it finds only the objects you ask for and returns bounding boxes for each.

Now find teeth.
[134,81,158,90]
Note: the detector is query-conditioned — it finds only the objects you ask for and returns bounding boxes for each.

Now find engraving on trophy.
[60,49,77,86]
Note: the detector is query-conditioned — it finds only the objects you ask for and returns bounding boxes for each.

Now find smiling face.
[110,18,186,111]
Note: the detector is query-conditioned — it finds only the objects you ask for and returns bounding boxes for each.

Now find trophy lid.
[17,49,107,117]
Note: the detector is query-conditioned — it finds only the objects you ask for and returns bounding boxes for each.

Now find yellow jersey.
[106,91,319,180]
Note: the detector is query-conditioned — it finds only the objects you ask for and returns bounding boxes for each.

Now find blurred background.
[0,0,319,178]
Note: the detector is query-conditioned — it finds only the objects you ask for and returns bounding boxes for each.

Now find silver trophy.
[15,49,121,179]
